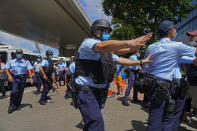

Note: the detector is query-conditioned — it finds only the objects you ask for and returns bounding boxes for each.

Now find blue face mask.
[172,32,177,41]
[16,54,22,59]
[48,55,53,59]
[137,53,140,57]
[102,32,110,41]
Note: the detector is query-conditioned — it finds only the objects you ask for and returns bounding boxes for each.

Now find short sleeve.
[41,60,47,67]
[5,61,11,69]
[177,43,196,57]
[26,61,33,70]
[129,55,135,60]
[112,54,119,62]
[179,56,195,64]
[81,38,101,52]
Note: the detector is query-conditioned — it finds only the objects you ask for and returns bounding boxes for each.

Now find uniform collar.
[160,37,171,43]
[15,58,23,62]
[92,36,101,41]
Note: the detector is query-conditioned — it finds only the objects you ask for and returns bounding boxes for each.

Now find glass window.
[0,51,8,63]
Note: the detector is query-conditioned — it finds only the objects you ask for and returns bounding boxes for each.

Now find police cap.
[73,56,77,61]
[16,49,23,54]
[91,19,112,34]
[45,50,53,56]
[158,21,174,34]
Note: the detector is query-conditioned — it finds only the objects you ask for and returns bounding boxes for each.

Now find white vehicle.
[0,45,42,88]
[0,45,42,65]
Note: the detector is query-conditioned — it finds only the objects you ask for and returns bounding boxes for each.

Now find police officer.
[39,50,58,105]
[144,21,197,131]
[5,49,33,114]
[122,50,141,106]
[0,54,7,99]
[57,58,66,86]
[75,19,152,131]
[65,56,75,99]
[33,55,42,95]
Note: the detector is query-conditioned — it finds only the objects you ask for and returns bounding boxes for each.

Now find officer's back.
[145,27,196,80]
[145,20,197,131]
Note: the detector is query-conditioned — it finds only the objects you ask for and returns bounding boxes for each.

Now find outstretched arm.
[94,33,152,53]
[114,54,152,66]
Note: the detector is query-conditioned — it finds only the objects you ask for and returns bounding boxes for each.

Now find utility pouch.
[68,82,79,109]
[153,87,168,106]
[165,97,176,114]
[136,72,157,94]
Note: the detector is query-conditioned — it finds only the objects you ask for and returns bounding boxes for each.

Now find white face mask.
[189,41,197,47]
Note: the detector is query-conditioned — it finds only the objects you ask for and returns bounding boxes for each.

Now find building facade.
[175,0,197,44]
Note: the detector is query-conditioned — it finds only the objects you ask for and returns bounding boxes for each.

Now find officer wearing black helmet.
[33,55,42,95]
[5,49,33,114]
[39,50,58,105]
[74,19,152,131]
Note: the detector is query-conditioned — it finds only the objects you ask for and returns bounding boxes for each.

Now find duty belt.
[13,74,27,79]
[156,77,172,88]
[76,84,106,93]
[76,84,90,93]
[172,79,180,84]
[35,72,40,75]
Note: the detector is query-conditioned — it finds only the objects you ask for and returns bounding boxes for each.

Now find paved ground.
[0,82,196,131]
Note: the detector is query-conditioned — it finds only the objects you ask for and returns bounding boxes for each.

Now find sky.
[0,0,111,56]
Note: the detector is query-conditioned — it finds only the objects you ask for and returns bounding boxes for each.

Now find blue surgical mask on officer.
[102,32,110,41]
[48,55,53,59]
[172,32,177,41]
[16,54,22,59]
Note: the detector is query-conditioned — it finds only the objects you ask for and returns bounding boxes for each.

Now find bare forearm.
[28,70,33,79]
[94,40,130,52]
[115,57,151,66]
[39,67,46,76]
[115,57,140,66]
[51,74,57,83]
[113,48,132,55]
[5,69,12,77]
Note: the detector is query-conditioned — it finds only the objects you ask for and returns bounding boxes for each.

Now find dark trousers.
[123,71,138,101]
[77,87,108,131]
[59,71,65,86]
[33,73,41,92]
[9,78,26,108]
[0,79,6,96]
[40,76,52,102]
[147,81,185,131]
[65,84,70,97]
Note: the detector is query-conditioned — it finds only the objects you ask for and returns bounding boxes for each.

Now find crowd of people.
[0,19,197,131]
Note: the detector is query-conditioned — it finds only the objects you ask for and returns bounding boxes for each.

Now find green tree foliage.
[103,0,196,38]
[103,0,196,57]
